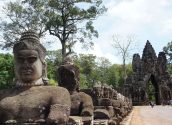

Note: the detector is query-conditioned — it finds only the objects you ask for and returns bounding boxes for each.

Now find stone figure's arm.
[0,90,6,100]
[0,90,5,122]
[46,87,71,125]
[80,92,94,116]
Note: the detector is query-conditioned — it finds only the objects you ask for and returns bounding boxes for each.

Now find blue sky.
[75,0,172,64]
[0,0,172,64]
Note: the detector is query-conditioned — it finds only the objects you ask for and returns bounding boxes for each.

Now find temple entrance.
[146,75,160,105]
[124,41,172,106]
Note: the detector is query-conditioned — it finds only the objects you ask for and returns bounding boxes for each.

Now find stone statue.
[58,60,94,124]
[0,30,71,125]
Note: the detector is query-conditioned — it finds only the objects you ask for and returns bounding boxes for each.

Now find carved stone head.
[13,30,47,85]
[58,63,80,93]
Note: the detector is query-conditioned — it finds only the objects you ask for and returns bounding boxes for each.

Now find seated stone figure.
[58,58,94,124]
[0,31,71,125]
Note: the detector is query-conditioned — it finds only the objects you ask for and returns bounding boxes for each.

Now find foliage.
[46,58,57,81]
[163,41,172,64]
[44,0,107,58]
[48,79,57,86]
[112,34,136,84]
[0,1,47,49]
[0,53,14,89]
[0,52,133,90]
[79,74,88,89]
[74,54,96,88]
[147,81,155,101]
[162,42,172,74]
[46,50,63,66]
[96,57,111,82]
[46,49,64,82]
[107,64,133,90]
[0,0,107,59]
[167,64,172,74]
[73,54,133,89]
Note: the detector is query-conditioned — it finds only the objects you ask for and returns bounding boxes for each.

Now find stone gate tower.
[124,40,172,105]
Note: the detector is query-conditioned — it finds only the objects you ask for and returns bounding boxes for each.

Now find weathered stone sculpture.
[92,83,132,125]
[132,54,141,73]
[0,30,71,124]
[124,40,172,105]
[58,59,94,124]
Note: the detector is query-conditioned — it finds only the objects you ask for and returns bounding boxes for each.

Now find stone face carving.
[58,61,94,124]
[132,54,141,73]
[156,52,168,76]
[0,30,71,124]
[142,40,157,74]
[124,40,172,105]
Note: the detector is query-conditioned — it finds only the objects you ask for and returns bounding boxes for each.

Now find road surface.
[129,106,172,125]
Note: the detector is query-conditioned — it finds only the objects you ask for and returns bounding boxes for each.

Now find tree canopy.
[163,41,172,64]
[112,34,136,85]
[0,1,47,49]
[0,51,133,91]
[0,0,107,59]
[0,53,14,89]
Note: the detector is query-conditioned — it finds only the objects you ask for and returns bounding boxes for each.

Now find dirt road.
[129,106,172,125]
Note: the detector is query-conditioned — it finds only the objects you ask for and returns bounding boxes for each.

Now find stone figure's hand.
[5,120,17,123]
[47,104,70,124]
[35,119,46,123]
[81,109,92,116]
[47,115,68,125]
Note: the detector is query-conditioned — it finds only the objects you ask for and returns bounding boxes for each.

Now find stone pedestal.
[93,119,108,125]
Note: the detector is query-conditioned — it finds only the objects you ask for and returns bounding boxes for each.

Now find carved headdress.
[13,30,46,63]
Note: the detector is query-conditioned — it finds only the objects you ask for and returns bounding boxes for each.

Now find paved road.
[129,106,172,125]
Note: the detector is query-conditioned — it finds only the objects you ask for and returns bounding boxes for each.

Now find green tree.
[96,57,111,82]
[46,50,63,85]
[108,64,133,91]
[46,50,63,66]
[147,81,155,102]
[106,65,118,88]
[45,0,107,58]
[163,42,172,64]
[1,0,107,60]
[112,35,136,85]
[163,42,172,74]
[0,53,14,89]
[0,1,47,49]
[74,54,96,88]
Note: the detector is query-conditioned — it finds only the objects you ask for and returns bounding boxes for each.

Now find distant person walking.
[149,101,154,108]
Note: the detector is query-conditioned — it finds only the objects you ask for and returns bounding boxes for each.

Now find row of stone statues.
[91,83,132,125]
[92,83,128,101]
[0,30,132,125]
[58,60,132,125]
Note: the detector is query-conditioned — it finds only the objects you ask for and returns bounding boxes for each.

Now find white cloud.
[1,0,172,64]
[90,0,172,63]
[74,42,122,64]
[105,0,172,34]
